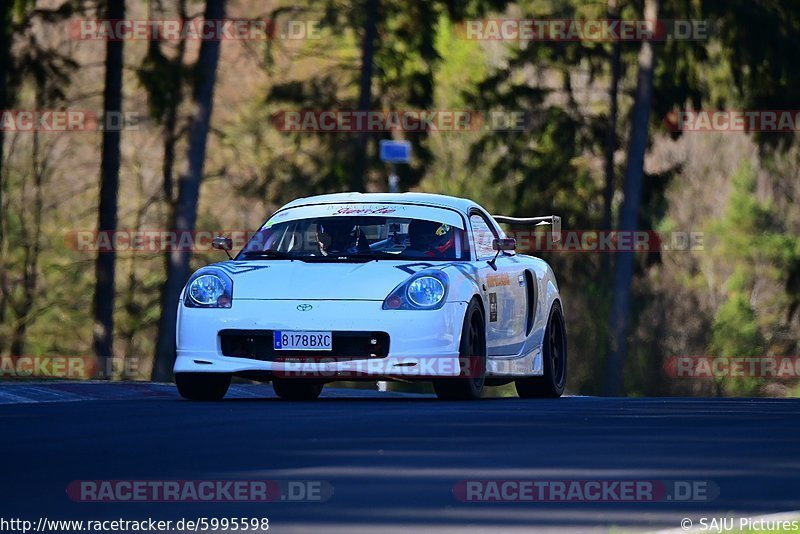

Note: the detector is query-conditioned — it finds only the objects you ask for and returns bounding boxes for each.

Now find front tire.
[272,378,324,401]
[515,301,567,398]
[175,372,231,401]
[433,299,486,400]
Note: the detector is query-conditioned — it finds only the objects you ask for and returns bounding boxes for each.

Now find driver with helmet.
[316,219,369,256]
[405,219,456,258]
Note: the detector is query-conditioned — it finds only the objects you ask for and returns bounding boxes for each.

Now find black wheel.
[433,299,486,400]
[272,378,324,401]
[175,372,231,401]
[515,301,567,398]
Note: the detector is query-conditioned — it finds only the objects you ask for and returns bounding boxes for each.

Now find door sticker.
[489,292,498,322]
[486,272,511,287]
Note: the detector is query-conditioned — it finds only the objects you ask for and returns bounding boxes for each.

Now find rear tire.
[515,301,567,398]
[175,372,231,401]
[433,299,486,400]
[272,378,324,401]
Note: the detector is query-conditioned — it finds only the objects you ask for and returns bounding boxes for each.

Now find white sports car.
[174,192,566,401]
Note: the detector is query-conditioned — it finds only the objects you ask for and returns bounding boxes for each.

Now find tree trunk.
[9,134,42,356]
[0,1,11,339]
[604,0,661,396]
[10,83,46,356]
[92,0,125,372]
[161,0,187,206]
[601,0,622,282]
[152,0,227,382]
[350,0,378,192]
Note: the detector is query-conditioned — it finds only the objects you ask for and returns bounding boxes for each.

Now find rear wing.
[492,215,562,243]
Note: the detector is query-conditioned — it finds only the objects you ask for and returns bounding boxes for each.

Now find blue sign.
[379,140,411,163]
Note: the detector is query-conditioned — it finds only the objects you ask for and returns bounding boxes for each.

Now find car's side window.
[470,213,498,260]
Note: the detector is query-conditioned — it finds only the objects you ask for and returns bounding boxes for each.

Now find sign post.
[379,140,411,193]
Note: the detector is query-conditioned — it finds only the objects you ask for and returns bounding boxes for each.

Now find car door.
[469,210,527,355]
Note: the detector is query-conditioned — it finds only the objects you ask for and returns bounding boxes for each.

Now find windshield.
[237,215,469,261]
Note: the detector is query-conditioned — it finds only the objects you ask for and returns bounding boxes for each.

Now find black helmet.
[317,219,356,254]
[408,219,452,250]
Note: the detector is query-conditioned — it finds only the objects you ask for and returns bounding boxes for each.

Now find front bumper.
[174,299,468,378]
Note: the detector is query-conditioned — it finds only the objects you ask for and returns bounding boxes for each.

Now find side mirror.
[212,236,232,251]
[492,238,517,252]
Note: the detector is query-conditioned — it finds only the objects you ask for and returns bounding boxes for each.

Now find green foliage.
[12,0,35,23]
[710,269,762,357]
[710,161,799,279]
[704,161,800,395]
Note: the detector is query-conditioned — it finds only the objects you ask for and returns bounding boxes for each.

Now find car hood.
[211,260,435,301]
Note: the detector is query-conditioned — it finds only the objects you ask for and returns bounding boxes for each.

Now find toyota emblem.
[297,304,313,312]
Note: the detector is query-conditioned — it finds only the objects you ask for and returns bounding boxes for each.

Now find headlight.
[383,270,448,310]
[407,276,445,308]
[184,269,233,308]
[189,275,225,305]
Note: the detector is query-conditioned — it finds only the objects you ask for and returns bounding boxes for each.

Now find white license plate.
[273,331,332,351]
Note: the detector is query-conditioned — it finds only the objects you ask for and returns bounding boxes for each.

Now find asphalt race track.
[1,382,799,533]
